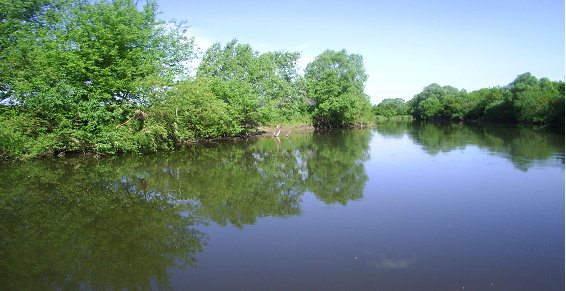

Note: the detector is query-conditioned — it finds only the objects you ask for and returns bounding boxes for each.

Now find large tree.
[1,0,195,130]
[0,0,63,102]
[407,83,467,119]
[0,0,197,158]
[197,39,305,127]
[508,72,564,124]
[304,49,371,127]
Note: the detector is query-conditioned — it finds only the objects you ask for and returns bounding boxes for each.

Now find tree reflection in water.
[1,122,562,290]
[0,128,372,290]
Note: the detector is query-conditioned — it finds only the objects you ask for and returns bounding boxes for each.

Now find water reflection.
[0,122,563,290]
[305,130,371,204]
[0,129,372,290]
[0,158,207,291]
[376,120,565,171]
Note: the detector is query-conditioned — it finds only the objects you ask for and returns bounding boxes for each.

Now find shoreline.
[256,125,316,136]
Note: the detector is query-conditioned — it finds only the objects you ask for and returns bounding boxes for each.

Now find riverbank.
[256,124,316,137]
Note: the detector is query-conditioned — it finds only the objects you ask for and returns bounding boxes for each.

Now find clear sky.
[154,0,565,105]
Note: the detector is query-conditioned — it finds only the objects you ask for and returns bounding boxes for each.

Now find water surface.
[1,121,564,290]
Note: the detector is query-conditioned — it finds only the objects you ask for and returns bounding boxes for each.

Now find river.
[1,120,564,290]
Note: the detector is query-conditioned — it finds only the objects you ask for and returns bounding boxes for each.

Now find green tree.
[463,88,494,119]
[547,81,565,126]
[0,0,63,101]
[1,0,195,123]
[408,84,466,119]
[508,73,564,124]
[407,73,564,126]
[150,78,242,141]
[197,39,305,127]
[480,87,512,121]
[259,51,307,121]
[304,49,372,127]
[0,0,197,158]
[374,98,407,118]
[197,39,259,82]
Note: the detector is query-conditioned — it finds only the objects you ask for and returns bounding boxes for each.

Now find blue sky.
[155,0,565,105]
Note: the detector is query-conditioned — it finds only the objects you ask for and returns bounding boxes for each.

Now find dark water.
[1,121,564,291]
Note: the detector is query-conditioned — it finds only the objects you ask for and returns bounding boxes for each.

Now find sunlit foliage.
[0,1,374,159]
[404,73,564,126]
[305,49,373,127]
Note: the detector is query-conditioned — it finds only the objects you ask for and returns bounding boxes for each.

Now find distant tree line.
[0,0,373,159]
[372,98,409,118]
[374,73,564,126]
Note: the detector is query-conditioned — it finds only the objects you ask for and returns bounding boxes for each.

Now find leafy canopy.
[304,49,371,127]
[197,39,305,127]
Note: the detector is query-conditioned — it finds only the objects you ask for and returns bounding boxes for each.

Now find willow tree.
[0,0,196,158]
[197,39,305,128]
[1,0,195,126]
[304,49,372,127]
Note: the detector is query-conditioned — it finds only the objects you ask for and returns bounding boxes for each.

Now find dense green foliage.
[0,0,373,159]
[402,73,564,125]
[373,98,408,118]
[196,39,307,128]
[305,49,373,127]
[1,0,561,160]
[0,0,197,158]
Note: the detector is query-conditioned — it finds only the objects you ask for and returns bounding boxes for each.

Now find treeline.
[374,73,565,126]
[0,0,373,159]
